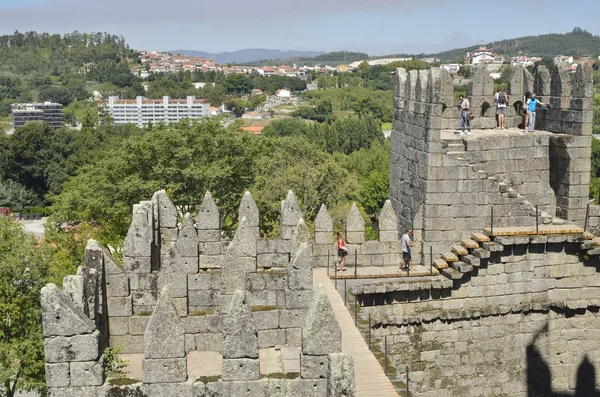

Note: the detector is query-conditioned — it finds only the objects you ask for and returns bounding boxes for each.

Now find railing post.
[536,205,539,234]
[354,296,358,326]
[406,365,410,396]
[344,278,347,307]
[384,336,388,375]
[354,248,358,279]
[335,264,338,290]
[368,314,371,350]
[430,246,433,276]
[585,203,590,232]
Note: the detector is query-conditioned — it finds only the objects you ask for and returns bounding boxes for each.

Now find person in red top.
[336,232,348,271]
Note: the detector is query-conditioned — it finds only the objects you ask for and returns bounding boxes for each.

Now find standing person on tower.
[495,87,509,130]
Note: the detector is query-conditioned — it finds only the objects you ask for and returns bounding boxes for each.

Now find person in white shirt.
[458,95,471,136]
[495,88,509,130]
[399,229,414,272]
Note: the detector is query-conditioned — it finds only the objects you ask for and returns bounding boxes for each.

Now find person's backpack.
[497,91,506,105]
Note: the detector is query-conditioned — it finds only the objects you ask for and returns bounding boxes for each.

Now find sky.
[0,0,598,55]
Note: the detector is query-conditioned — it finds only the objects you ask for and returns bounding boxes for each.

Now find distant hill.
[428,28,600,62]
[170,49,324,64]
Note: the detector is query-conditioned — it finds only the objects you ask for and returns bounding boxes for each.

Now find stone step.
[447,151,467,157]
[471,233,491,243]
[462,254,481,267]
[583,232,595,240]
[472,248,491,259]
[451,261,473,273]
[441,252,459,262]
[461,238,479,249]
[433,258,449,270]
[451,245,468,256]
[447,143,465,152]
[441,267,463,280]
[482,241,504,252]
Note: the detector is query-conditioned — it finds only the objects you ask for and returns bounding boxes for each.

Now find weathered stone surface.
[281,190,303,227]
[176,213,199,257]
[142,358,187,384]
[290,218,311,255]
[239,191,259,227]
[45,363,70,387]
[63,275,85,312]
[123,256,151,274]
[197,191,220,230]
[301,355,329,379]
[193,381,230,397]
[44,332,100,363]
[220,246,249,295]
[346,203,365,233]
[123,203,153,257]
[228,380,269,397]
[70,358,105,387]
[287,243,313,290]
[378,200,398,232]
[223,290,258,359]
[141,382,193,397]
[105,274,130,298]
[158,243,188,298]
[233,216,257,257]
[327,353,355,397]
[144,286,185,359]
[314,204,333,233]
[285,289,313,309]
[107,296,133,317]
[41,284,96,337]
[302,284,341,355]
[153,190,178,228]
[221,358,260,381]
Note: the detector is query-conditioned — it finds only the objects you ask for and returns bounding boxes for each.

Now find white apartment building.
[104,96,210,127]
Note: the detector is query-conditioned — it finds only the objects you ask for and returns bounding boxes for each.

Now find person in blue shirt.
[526,93,546,132]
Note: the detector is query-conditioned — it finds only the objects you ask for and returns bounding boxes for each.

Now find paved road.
[19,217,47,238]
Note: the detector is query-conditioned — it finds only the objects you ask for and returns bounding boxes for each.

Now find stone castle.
[41,62,600,397]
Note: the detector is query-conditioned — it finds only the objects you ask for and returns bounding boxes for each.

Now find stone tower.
[390,64,594,261]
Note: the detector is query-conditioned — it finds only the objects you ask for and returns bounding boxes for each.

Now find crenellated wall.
[40,190,358,397]
[390,64,594,261]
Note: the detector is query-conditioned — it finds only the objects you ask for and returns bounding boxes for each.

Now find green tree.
[252,137,358,236]
[0,217,51,397]
[50,119,259,244]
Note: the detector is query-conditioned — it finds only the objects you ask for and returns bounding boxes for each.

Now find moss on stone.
[261,372,299,379]
[195,375,221,383]
[251,305,279,312]
[107,377,140,386]
[189,309,216,316]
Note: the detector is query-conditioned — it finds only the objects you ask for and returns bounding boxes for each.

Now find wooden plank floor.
[483,224,584,236]
[314,268,399,397]
[327,265,439,279]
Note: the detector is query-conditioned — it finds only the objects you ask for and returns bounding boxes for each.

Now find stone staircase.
[442,137,556,225]
[434,229,600,281]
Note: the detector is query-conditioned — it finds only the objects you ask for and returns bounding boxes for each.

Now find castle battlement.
[390,64,594,261]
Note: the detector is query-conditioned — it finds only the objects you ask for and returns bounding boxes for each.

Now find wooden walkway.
[328,264,439,279]
[313,268,399,397]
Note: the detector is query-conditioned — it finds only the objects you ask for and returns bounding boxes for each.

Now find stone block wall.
[41,201,356,396]
[358,236,600,396]
[589,205,600,236]
[391,64,594,262]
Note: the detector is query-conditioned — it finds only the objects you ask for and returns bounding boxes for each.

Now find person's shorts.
[338,250,347,257]
[402,251,411,261]
[496,107,506,115]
